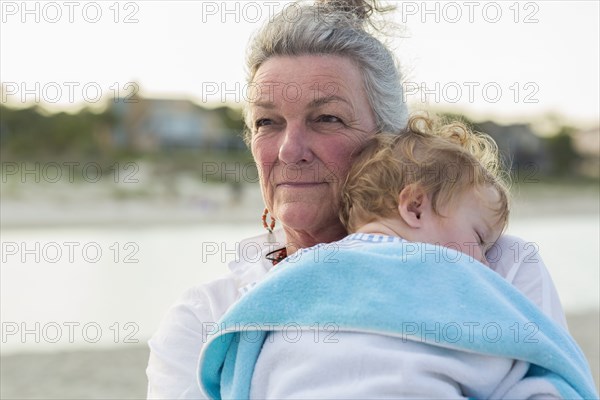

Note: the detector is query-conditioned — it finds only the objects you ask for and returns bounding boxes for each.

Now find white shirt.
[250,331,559,399]
[146,232,568,399]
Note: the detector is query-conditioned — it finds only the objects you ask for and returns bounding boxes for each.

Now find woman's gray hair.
[244,0,408,139]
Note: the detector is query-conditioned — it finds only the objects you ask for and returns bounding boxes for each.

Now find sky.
[1,0,599,129]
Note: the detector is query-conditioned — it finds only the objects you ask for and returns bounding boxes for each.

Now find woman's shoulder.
[176,276,242,320]
[147,231,283,398]
[488,234,542,279]
[488,234,568,329]
[164,230,285,322]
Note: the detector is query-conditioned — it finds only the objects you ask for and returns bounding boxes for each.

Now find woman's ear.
[398,184,430,228]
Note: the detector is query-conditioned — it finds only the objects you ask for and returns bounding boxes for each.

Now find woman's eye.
[255,118,272,129]
[316,115,342,123]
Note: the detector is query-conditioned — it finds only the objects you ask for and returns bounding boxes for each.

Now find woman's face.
[249,55,377,238]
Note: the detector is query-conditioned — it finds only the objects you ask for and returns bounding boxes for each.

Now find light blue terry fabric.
[198,234,598,400]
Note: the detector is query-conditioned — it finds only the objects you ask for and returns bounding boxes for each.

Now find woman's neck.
[282,223,348,255]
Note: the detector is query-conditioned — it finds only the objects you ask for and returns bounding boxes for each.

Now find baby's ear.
[398,184,429,228]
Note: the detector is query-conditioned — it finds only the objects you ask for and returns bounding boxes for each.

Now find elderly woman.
[146,0,568,398]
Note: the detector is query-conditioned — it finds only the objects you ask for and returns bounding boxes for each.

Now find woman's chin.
[276,203,331,233]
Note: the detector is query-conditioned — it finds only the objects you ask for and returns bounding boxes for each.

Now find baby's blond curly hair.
[340,114,510,233]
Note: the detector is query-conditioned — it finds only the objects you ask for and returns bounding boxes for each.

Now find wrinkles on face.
[249,55,377,242]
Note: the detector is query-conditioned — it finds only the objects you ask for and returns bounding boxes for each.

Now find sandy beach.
[2,177,598,229]
[1,311,598,399]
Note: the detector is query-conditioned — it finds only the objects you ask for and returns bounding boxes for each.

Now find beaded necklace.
[266,247,287,265]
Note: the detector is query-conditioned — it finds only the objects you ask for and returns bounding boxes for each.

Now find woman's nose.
[278,122,314,165]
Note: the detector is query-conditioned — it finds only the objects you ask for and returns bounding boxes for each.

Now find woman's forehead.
[249,55,367,106]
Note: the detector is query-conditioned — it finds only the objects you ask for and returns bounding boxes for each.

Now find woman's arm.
[487,234,568,329]
[146,231,281,399]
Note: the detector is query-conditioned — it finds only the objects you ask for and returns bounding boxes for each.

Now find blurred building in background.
[108,97,244,152]
[476,121,551,173]
[573,126,600,178]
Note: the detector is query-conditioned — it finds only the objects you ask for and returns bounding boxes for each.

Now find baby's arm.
[487,234,568,329]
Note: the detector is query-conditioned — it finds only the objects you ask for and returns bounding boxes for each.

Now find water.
[0,224,265,354]
[508,215,599,312]
[1,217,598,355]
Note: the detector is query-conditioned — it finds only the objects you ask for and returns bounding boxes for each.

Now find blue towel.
[198,234,598,399]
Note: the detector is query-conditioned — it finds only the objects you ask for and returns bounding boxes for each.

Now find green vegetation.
[544,126,581,176]
[0,103,253,184]
[1,103,596,186]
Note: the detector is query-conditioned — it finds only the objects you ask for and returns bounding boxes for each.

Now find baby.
[199,115,594,399]
[339,114,509,267]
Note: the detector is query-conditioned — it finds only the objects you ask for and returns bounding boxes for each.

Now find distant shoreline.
[2,181,598,229]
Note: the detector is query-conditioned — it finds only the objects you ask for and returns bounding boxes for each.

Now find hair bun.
[316,0,393,21]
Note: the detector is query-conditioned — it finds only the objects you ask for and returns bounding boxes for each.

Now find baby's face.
[427,186,504,265]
